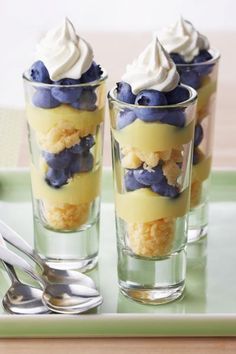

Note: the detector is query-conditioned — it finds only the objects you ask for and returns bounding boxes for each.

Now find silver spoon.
[44,284,103,314]
[0,244,102,314]
[2,262,50,315]
[0,220,95,288]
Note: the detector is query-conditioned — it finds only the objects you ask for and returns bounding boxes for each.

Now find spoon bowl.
[44,295,103,314]
[2,262,103,315]
[43,283,101,310]
[43,284,99,309]
[42,265,96,288]
[2,263,50,315]
[0,231,103,315]
[0,220,96,288]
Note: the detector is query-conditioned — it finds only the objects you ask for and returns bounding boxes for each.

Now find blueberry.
[45,168,69,188]
[133,166,165,186]
[151,180,179,198]
[160,109,186,128]
[80,61,103,83]
[70,152,94,174]
[194,124,204,147]
[165,86,190,104]
[70,135,95,154]
[134,90,167,122]
[124,170,146,191]
[42,150,73,169]
[79,153,94,172]
[193,50,214,76]
[194,64,213,77]
[30,61,51,84]
[32,88,60,109]
[54,78,81,85]
[71,88,97,111]
[116,82,136,104]
[117,109,137,129]
[135,90,167,106]
[179,69,201,90]
[194,50,213,63]
[135,107,167,122]
[51,78,82,104]
[170,53,186,64]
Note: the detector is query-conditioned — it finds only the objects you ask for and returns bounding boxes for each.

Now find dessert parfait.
[108,37,197,303]
[158,17,220,241]
[23,18,107,269]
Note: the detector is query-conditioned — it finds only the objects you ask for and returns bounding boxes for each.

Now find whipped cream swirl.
[122,37,179,94]
[158,16,209,63]
[36,18,94,81]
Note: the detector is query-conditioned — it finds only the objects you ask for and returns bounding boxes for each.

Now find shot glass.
[108,85,197,304]
[176,49,220,242]
[23,71,107,271]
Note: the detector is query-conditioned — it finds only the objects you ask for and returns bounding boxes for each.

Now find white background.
[2,0,235,33]
[0,0,235,107]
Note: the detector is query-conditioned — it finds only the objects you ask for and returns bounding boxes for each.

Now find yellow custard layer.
[26,104,105,134]
[115,188,189,223]
[197,78,217,113]
[192,155,212,183]
[112,119,195,152]
[190,180,202,209]
[31,164,101,204]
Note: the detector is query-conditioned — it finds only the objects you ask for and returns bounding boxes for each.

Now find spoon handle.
[0,244,46,288]
[0,220,43,269]
[2,262,19,284]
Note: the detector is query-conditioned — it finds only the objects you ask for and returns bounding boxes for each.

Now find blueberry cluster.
[170,49,213,90]
[30,61,103,110]
[43,135,95,188]
[192,123,203,165]
[116,82,189,129]
[124,164,179,198]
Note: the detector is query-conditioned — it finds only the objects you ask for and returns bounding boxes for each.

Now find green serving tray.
[0,168,236,338]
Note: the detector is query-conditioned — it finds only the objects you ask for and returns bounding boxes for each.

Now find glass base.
[188,201,208,243]
[118,248,186,305]
[120,281,185,305]
[44,255,98,273]
[34,217,99,272]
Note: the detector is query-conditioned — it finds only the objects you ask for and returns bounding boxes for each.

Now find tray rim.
[0,168,236,337]
[1,313,236,337]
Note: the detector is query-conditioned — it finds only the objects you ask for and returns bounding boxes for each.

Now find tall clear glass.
[23,72,107,271]
[176,49,220,242]
[108,85,197,304]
